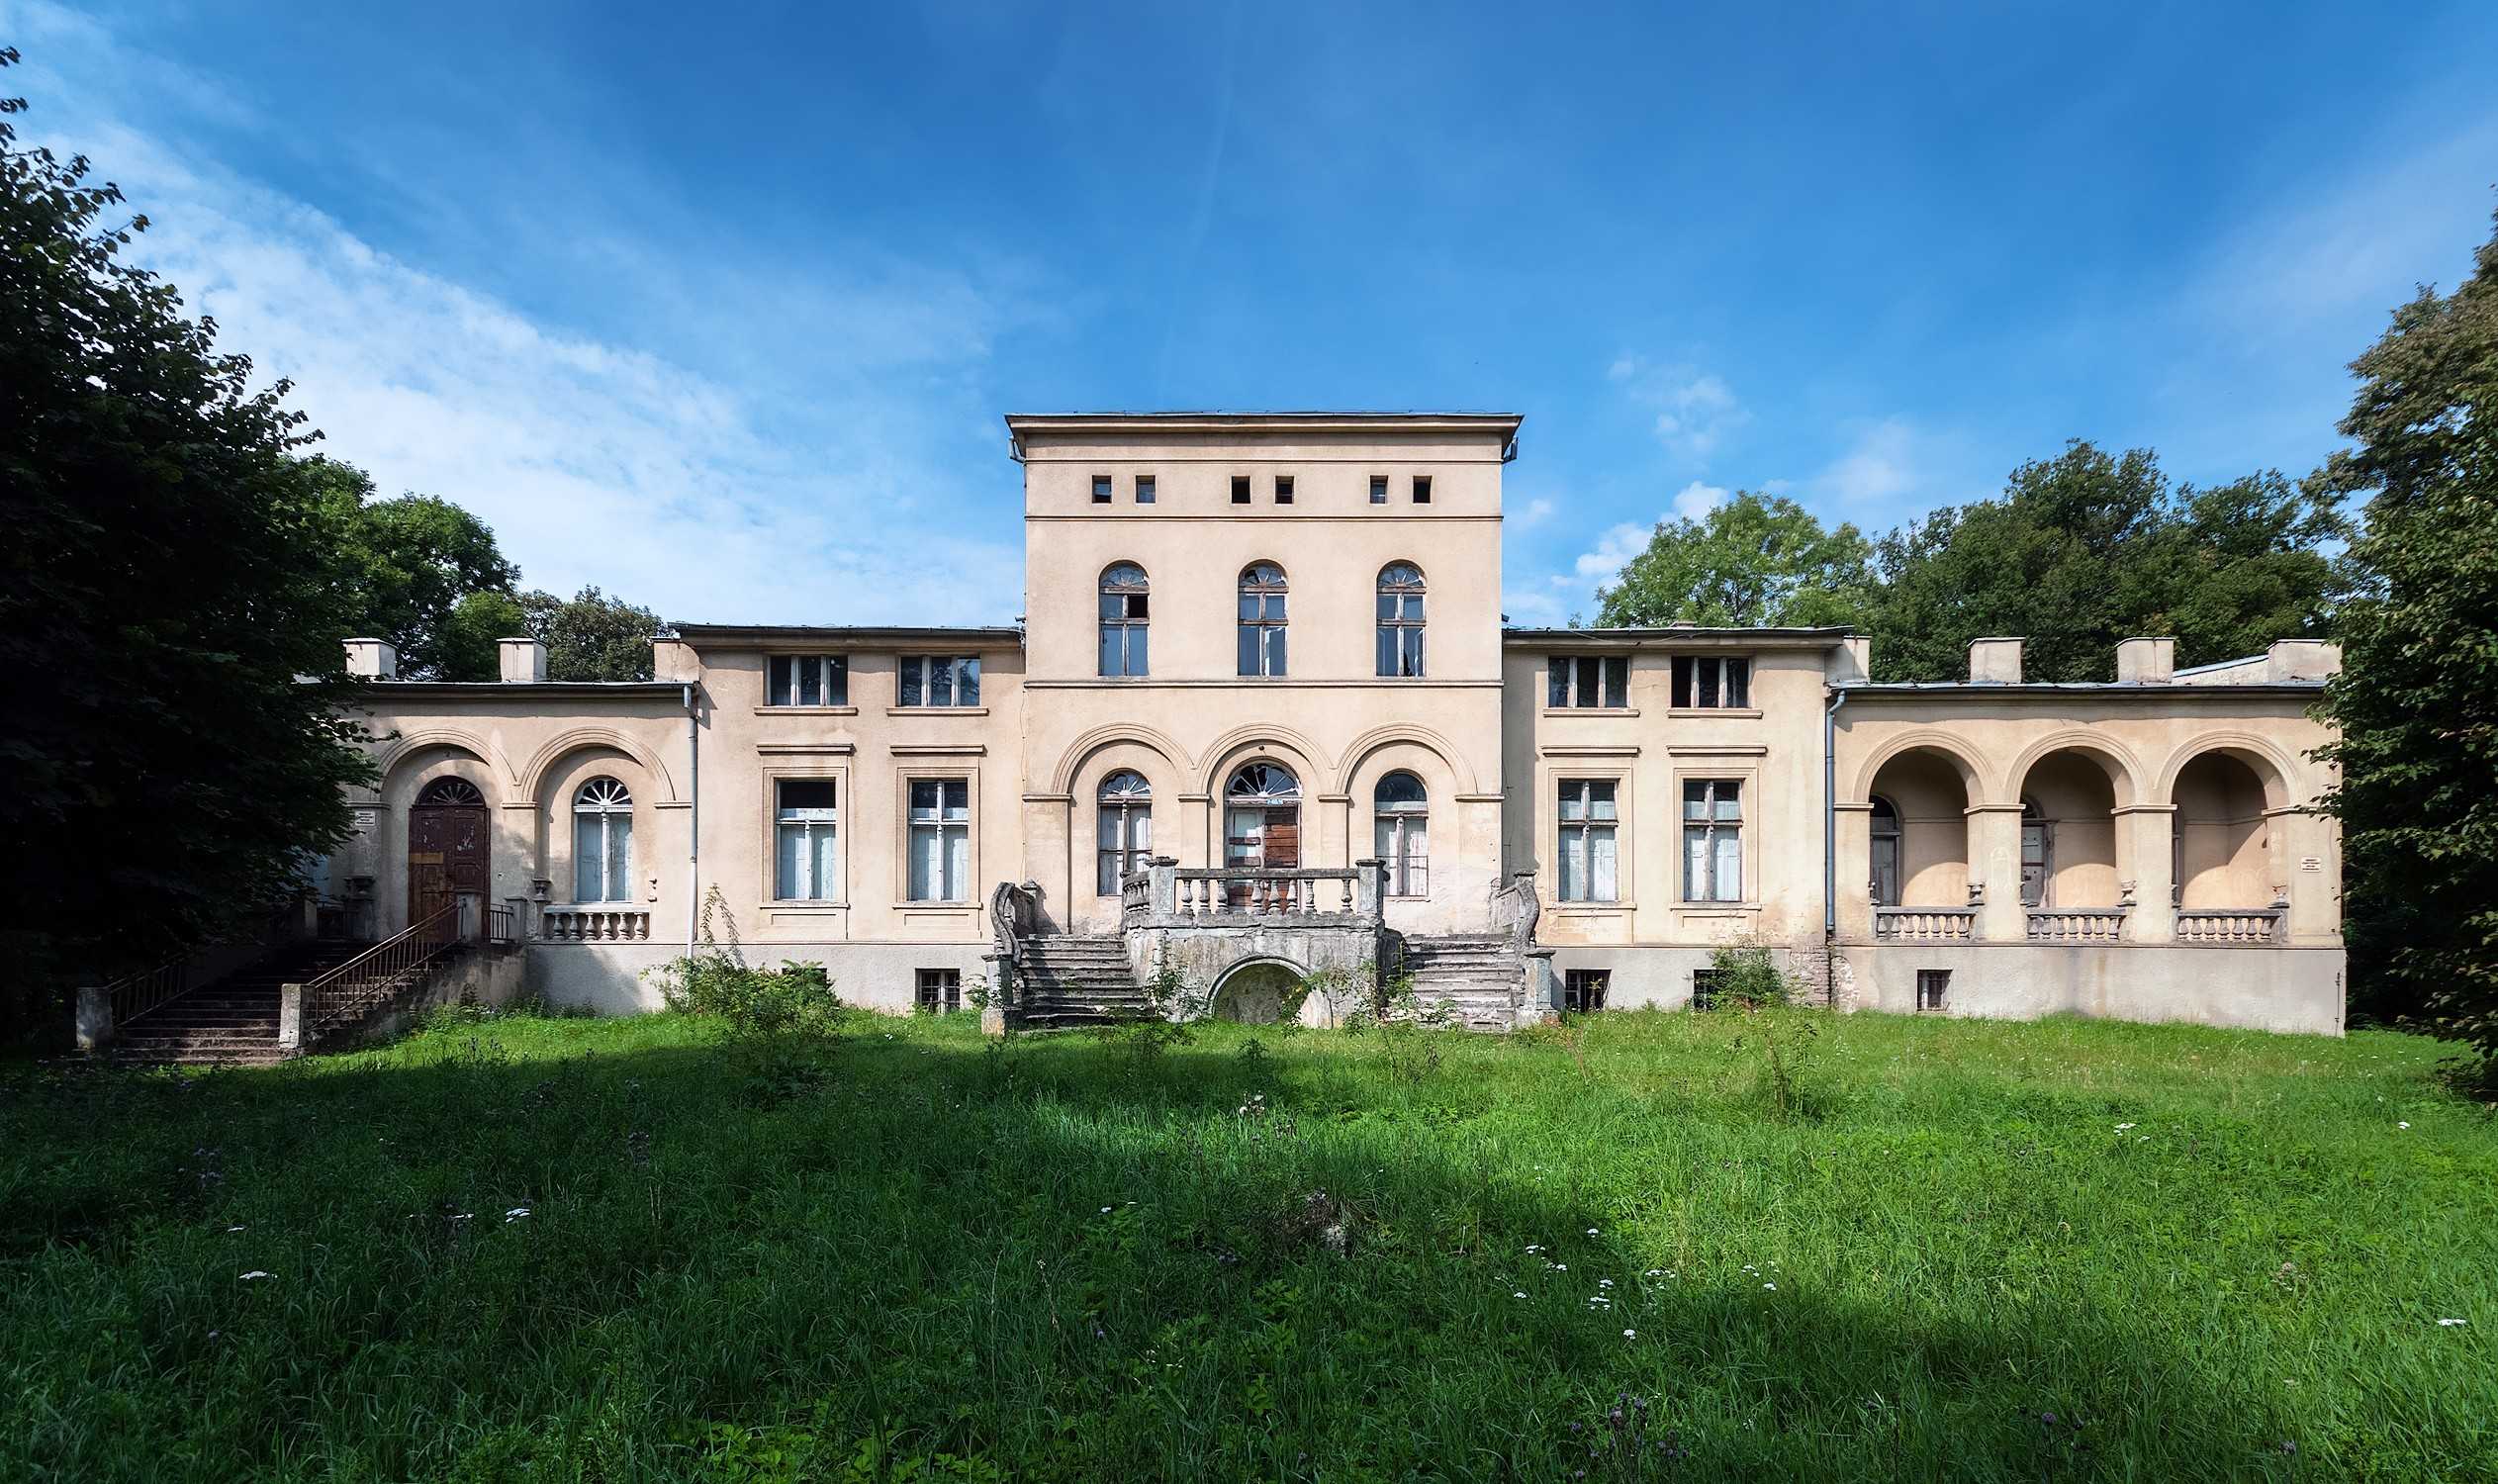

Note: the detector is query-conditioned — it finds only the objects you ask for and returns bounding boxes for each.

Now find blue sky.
[8,1,2495,625]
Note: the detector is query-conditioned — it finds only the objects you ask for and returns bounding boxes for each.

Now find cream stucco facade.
[319,413,2345,1034]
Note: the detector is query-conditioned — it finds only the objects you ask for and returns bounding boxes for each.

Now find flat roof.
[1843,681,2325,696]
[673,623,1024,647]
[1505,626,1854,649]
[346,681,688,696]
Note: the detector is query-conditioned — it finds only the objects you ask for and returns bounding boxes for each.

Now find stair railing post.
[1354,858,1386,924]
[1149,857,1177,925]
[277,982,306,1059]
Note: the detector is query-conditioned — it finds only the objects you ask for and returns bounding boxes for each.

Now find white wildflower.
[226,1226,245,1233]
[1587,1228,1601,1237]
[506,1208,530,1221]
[1763,1282,1777,1290]
[2398,1122,2411,1130]
[238,1270,271,1281]
[1556,1263,1568,1272]
[1513,1291,1527,1299]
[2114,1123,2135,1132]
[2438,1318,2466,1327]
[1622,1329,1636,1339]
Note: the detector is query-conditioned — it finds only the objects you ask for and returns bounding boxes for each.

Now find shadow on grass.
[0,1018,2402,1481]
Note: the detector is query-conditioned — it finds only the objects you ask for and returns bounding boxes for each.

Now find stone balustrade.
[1874,907,1979,942]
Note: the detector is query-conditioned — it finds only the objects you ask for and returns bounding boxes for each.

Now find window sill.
[764,901,849,913]
[1552,900,1633,912]
[896,901,976,912]
[1676,901,1763,912]
[1541,706,1637,717]
[885,706,990,717]
[754,705,858,716]
[1666,707,1762,719]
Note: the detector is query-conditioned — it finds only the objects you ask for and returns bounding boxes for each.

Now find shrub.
[648,887,844,1043]
[1698,942,1798,1009]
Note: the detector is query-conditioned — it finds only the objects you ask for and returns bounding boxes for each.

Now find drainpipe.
[685,682,700,955]
[1823,685,1846,1003]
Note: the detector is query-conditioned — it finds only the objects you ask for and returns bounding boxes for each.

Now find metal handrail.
[302,900,464,1035]
[106,957,192,1026]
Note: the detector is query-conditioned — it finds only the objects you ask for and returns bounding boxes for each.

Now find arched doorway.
[410,776,489,924]
[1225,763,1301,870]
[1211,960,1303,1025]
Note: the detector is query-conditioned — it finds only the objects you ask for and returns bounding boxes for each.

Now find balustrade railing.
[302,900,465,1039]
[2174,908,2283,944]
[1171,868,1366,921]
[1119,870,1152,927]
[539,906,651,942]
[2025,908,2129,943]
[1874,907,1978,942]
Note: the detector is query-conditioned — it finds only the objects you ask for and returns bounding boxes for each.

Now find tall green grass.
[3,1006,2490,1480]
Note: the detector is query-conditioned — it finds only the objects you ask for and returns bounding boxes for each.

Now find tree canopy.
[309,456,520,680]
[448,586,665,683]
[0,51,370,1018]
[1596,492,1874,628]
[2315,209,2498,1061]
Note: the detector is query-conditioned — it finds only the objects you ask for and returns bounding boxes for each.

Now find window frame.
[916,968,964,1014]
[1555,776,1622,903]
[1095,769,1154,896]
[1546,654,1629,708]
[1372,770,1430,898]
[1368,475,1389,505]
[1915,968,1951,1012]
[766,654,849,708]
[1869,794,1901,907]
[1097,563,1151,678]
[1374,562,1427,678]
[571,776,635,903]
[1670,654,1753,710]
[1274,474,1294,505]
[1412,475,1433,504]
[1135,474,1156,505]
[1231,476,1251,506]
[1236,562,1289,678]
[896,654,982,708]
[1090,473,1113,505]
[1680,777,1746,903]
[901,774,975,903]
[769,774,843,904]
[1563,968,1612,1014]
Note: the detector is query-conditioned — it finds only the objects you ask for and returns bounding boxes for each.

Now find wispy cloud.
[8,9,1031,626]
[1608,354,1746,463]
[1815,417,1920,506]
[1672,480,1728,520]
[1512,495,1557,527]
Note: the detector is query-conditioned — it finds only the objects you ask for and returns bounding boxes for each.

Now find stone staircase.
[1396,934,1527,1031]
[1016,934,1153,1027]
[104,939,372,1067]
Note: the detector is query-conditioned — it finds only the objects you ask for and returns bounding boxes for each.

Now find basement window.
[1916,969,1951,1012]
[1563,969,1611,1013]
[1231,476,1251,505]
[1690,968,1725,1011]
[916,968,963,1014]
[768,654,848,707]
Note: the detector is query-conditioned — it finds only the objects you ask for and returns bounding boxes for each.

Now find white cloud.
[1672,481,1728,521]
[1609,354,1747,463]
[1572,520,1653,587]
[1513,496,1557,527]
[7,12,1030,626]
[1818,418,1919,506]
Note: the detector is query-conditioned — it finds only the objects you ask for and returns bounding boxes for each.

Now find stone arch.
[531,744,661,905]
[517,727,680,807]
[1848,729,1987,806]
[1209,956,1310,1025]
[1999,731,2149,809]
[1330,722,1478,797]
[2150,731,2304,811]
[371,728,519,804]
[1195,723,1331,796]
[1048,721,1191,796]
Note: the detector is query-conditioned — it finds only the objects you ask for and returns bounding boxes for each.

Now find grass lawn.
[3,1005,2492,1481]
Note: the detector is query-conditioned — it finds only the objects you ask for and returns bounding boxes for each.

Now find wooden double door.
[409,778,490,924]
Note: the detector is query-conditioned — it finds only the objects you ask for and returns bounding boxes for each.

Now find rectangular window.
[916,968,963,1014]
[898,655,980,707]
[767,655,848,707]
[773,779,839,901]
[1671,655,1752,709]
[1681,779,1744,902]
[1556,779,1619,902]
[1563,969,1611,1013]
[1412,475,1433,504]
[1231,476,1251,505]
[1547,655,1628,708]
[1691,968,1725,1011]
[906,779,971,900]
[1135,475,1156,505]
[1369,475,1389,505]
[1916,969,1951,1012]
[1090,474,1113,505]
[1275,475,1294,505]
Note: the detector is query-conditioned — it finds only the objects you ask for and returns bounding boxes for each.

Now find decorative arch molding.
[1849,729,1988,806]
[517,728,681,807]
[1330,722,1478,797]
[374,729,519,804]
[1194,722,1333,796]
[1210,954,1314,989]
[1998,730,2150,808]
[1046,722,1191,797]
[2151,730,2307,811]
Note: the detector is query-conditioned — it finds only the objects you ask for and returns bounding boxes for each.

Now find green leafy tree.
[520,586,664,682]
[1863,442,2343,682]
[1596,491,1875,628]
[309,456,519,680]
[2314,209,2498,1060]
[0,52,371,1030]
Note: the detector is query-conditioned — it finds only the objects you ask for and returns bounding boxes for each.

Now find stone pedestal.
[75,986,113,1053]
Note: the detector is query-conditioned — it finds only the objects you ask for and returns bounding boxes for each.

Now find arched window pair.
[573,777,633,902]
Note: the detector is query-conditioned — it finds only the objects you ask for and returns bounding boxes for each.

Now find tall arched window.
[2019,796,2050,908]
[1869,795,1900,907]
[1097,770,1153,894]
[1375,563,1426,678]
[1224,763,1301,869]
[1373,771,1430,896]
[573,777,634,902]
[1098,563,1150,677]
[1237,563,1288,677]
